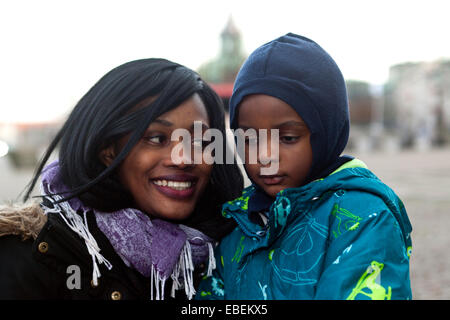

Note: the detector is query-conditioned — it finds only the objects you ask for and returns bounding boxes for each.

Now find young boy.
[196,33,412,299]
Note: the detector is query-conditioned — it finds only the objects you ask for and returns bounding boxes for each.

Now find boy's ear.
[99,146,116,167]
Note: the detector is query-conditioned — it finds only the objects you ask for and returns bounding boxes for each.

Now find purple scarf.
[40,161,215,299]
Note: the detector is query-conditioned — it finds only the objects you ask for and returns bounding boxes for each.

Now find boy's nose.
[257,135,279,165]
[258,150,278,165]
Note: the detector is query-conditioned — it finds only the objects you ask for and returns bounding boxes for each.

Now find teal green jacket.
[196,160,413,300]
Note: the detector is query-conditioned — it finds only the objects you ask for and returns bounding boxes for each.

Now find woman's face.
[102,93,213,220]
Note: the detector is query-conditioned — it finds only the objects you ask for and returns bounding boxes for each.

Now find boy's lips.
[259,174,285,185]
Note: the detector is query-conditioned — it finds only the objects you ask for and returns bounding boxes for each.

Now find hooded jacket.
[196,160,413,299]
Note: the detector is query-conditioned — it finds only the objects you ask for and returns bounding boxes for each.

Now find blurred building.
[347,80,374,125]
[384,59,450,149]
[0,121,60,168]
[197,16,247,110]
[345,80,377,151]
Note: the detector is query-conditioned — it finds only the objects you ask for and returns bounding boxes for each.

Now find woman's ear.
[99,146,116,167]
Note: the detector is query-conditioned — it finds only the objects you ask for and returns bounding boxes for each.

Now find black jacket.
[0,204,203,300]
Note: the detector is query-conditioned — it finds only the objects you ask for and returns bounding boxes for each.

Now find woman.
[0,58,243,300]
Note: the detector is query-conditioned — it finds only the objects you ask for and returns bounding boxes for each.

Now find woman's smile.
[151,174,198,199]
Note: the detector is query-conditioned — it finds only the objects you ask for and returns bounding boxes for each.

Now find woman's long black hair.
[23,58,243,240]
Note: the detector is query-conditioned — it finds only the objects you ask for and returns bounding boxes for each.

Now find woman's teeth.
[153,180,192,190]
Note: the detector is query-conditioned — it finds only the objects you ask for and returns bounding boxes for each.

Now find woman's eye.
[144,135,166,145]
[192,139,203,148]
[192,139,211,149]
[244,136,258,144]
[280,136,299,143]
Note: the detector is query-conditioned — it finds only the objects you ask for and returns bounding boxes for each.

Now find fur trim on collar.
[0,202,47,240]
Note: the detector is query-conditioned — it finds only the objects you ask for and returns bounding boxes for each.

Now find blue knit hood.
[229,33,350,182]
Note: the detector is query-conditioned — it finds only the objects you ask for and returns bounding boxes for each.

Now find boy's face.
[237,94,313,197]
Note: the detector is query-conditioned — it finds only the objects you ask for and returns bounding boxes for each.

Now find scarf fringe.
[150,240,195,300]
[151,240,217,300]
[40,190,113,287]
[206,242,216,277]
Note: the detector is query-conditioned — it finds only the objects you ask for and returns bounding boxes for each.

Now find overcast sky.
[1,0,449,123]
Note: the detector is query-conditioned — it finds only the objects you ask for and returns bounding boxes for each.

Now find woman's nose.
[164,140,195,169]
